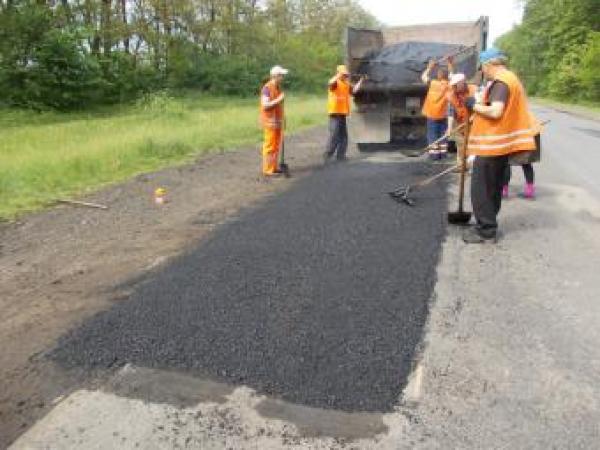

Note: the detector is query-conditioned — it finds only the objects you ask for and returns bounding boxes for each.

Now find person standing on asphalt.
[260,65,288,176]
[422,58,453,160]
[445,72,478,163]
[324,65,365,162]
[463,48,538,244]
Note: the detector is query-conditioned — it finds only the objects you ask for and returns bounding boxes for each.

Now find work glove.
[465,96,476,112]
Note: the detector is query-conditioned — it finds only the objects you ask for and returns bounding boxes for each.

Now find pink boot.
[501,185,509,198]
[522,183,536,199]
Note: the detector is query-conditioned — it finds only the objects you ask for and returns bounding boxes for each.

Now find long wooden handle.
[457,119,472,212]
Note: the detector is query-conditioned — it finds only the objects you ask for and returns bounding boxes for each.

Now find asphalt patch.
[51,161,448,412]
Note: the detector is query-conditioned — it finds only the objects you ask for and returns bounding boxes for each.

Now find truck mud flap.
[349,101,391,147]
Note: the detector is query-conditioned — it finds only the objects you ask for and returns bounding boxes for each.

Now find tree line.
[497,0,600,103]
[0,0,376,110]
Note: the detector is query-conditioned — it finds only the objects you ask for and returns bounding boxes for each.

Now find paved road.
[12,105,600,449]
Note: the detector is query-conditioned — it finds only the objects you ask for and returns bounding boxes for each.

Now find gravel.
[51,160,448,412]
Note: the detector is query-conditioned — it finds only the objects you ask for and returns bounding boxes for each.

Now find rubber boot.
[502,185,509,198]
[521,183,535,199]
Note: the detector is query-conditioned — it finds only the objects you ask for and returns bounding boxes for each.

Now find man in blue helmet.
[462,47,540,244]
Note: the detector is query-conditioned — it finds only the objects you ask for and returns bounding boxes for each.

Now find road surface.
[8,105,600,449]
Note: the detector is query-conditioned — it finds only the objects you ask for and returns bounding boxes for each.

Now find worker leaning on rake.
[443,72,479,170]
[260,65,288,176]
[324,65,366,162]
[462,48,542,244]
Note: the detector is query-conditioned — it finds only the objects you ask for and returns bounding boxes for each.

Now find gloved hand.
[465,97,476,112]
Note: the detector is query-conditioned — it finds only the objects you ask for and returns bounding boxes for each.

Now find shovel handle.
[457,118,472,212]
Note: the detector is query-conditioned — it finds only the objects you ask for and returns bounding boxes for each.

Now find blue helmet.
[479,47,507,64]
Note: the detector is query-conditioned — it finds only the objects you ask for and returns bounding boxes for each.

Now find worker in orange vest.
[445,73,478,162]
[260,65,288,176]
[462,48,539,244]
[422,58,453,160]
[324,65,365,162]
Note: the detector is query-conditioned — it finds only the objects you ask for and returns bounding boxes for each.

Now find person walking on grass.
[463,48,539,244]
[324,65,365,162]
[421,57,453,160]
[260,65,288,176]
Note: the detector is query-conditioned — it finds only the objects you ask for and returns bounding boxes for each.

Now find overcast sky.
[357,0,524,44]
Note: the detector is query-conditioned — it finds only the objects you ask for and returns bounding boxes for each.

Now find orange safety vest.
[447,84,478,125]
[468,69,537,156]
[328,79,351,115]
[260,80,284,129]
[422,79,449,120]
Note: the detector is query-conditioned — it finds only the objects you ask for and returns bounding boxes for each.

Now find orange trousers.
[262,127,282,175]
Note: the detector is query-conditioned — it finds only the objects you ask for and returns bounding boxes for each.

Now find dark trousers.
[503,164,535,185]
[471,155,509,237]
[325,114,348,159]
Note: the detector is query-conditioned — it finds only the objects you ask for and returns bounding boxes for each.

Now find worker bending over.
[422,58,453,160]
[464,48,539,244]
[324,65,365,162]
[260,65,288,176]
[446,72,478,163]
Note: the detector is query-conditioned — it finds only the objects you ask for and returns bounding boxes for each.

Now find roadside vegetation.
[0,93,324,219]
[497,0,600,105]
[0,1,377,219]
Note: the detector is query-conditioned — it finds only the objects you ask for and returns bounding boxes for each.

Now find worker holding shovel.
[445,73,479,165]
[324,65,366,162]
[463,48,539,244]
[260,65,288,176]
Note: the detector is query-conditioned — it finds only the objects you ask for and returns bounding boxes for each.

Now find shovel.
[278,119,291,178]
[447,117,473,225]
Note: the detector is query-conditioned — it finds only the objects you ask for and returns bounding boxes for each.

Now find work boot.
[462,227,497,244]
[502,185,509,198]
[519,183,536,199]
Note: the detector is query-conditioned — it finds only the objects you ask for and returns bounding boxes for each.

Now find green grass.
[0,92,326,219]
[531,97,600,120]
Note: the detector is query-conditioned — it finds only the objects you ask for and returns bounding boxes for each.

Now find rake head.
[388,186,416,207]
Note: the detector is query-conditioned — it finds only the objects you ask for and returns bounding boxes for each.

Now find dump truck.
[346,17,489,151]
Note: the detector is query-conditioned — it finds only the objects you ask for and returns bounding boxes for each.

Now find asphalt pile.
[51,161,448,412]
[357,41,478,87]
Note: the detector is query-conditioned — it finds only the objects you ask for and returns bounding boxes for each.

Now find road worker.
[324,65,365,162]
[463,48,539,243]
[260,65,288,176]
[421,58,453,160]
[445,73,479,167]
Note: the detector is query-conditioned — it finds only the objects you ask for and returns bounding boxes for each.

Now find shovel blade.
[447,211,472,225]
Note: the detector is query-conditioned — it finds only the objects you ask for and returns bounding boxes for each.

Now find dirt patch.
[0,127,329,447]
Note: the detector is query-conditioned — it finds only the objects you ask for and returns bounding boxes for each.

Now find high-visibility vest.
[447,84,478,125]
[328,79,351,115]
[468,69,537,156]
[260,80,284,129]
[422,79,449,120]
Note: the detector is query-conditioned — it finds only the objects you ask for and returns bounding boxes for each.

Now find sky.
[357,0,524,44]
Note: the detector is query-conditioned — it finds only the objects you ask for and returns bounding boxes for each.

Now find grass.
[0,92,326,220]
[531,97,600,120]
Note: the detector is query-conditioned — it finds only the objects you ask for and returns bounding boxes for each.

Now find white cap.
[449,73,466,86]
[270,65,289,76]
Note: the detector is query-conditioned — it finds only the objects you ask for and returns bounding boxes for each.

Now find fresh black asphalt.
[51,160,448,412]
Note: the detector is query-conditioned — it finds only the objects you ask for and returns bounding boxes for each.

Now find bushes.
[497,0,600,103]
[0,0,376,110]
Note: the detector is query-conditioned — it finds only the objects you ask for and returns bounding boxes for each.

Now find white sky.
[358,0,524,44]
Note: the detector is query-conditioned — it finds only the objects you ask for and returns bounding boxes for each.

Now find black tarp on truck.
[346,17,489,151]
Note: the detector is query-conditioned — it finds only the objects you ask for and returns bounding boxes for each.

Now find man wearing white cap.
[446,73,478,162]
[324,65,365,161]
[260,65,288,176]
